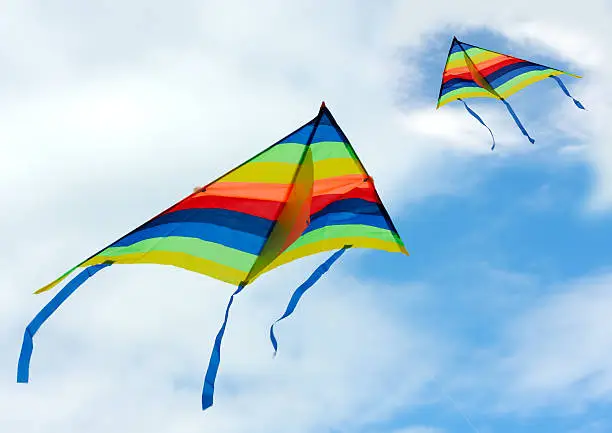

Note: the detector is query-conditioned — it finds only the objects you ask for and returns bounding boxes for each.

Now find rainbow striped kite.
[437,37,585,149]
[17,102,408,410]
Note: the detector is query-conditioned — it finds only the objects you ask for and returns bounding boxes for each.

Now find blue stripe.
[140,208,274,238]
[310,113,345,143]
[487,62,548,88]
[279,123,314,144]
[305,211,390,234]
[110,222,266,255]
[450,40,476,54]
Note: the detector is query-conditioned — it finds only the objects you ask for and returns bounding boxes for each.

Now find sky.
[1,1,612,432]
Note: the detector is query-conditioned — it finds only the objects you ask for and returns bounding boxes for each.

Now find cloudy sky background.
[2,1,612,432]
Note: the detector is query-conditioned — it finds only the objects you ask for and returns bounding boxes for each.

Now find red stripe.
[310,186,379,215]
[163,195,283,220]
[478,57,524,78]
[442,56,523,84]
[442,69,475,84]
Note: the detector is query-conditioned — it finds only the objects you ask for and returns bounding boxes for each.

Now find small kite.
[437,37,585,149]
[17,102,408,410]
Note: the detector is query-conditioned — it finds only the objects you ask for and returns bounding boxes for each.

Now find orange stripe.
[196,182,291,202]
[313,174,368,196]
[471,54,511,71]
[194,175,368,202]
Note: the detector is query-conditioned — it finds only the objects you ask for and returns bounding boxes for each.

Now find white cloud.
[0,260,442,433]
[462,271,612,415]
[2,0,612,431]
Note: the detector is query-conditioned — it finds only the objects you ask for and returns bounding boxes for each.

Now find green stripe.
[99,236,257,272]
[494,68,556,94]
[250,143,305,163]
[287,225,399,251]
[252,140,361,164]
[448,46,487,63]
[439,86,496,103]
[310,141,354,162]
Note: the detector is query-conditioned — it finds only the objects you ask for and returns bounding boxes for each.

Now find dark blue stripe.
[140,208,274,238]
[486,62,548,88]
[441,79,480,97]
[305,211,390,234]
[312,198,383,220]
[110,222,266,255]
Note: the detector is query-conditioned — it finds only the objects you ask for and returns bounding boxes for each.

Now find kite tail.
[500,98,536,144]
[457,98,497,150]
[201,246,351,411]
[269,246,351,356]
[17,261,113,383]
[201,282,246,411]
[549,75,585,110]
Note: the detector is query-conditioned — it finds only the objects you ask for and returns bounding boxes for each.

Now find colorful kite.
[17,102,408,410]
[437,37,585,149]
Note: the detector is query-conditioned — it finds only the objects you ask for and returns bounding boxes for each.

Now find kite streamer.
[269,245,351,356]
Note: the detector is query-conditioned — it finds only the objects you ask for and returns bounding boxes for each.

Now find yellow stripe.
[447,51,502,70]
[218,161,298,184]
[83,251,248,286]
[252,237,408,282]
[314,157,363,180]
[496,70,564,99]
[438,89,497,107]
[214,158,363,184]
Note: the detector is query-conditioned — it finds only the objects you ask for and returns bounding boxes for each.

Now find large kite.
[17,102,408,410]
[437,37,585,149]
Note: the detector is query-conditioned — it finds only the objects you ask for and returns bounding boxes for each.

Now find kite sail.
[437,36,585,149]
[17,102,408,410]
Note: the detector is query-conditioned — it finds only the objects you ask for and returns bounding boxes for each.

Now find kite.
[437,36,585,149]
[17,102,408,410]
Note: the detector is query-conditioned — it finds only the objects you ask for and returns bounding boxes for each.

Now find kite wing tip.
[320,101,326,109]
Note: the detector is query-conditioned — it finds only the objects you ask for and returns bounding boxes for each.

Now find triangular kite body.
[17,103,408,410]
[437,37,585,149]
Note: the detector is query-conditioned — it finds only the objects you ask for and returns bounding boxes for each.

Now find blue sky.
[1,2,612,433]
[344,28,612,433]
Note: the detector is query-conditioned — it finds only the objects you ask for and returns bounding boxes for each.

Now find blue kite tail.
[269,245,351,357]
[17,261,113,383]
[457,98,497,150]
[201,282,246,411]
[549,75,585,110]
[500,98,536,144]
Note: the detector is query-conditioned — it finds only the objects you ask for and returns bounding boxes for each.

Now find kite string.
[430,373,482,433]
[269,246,351,356]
